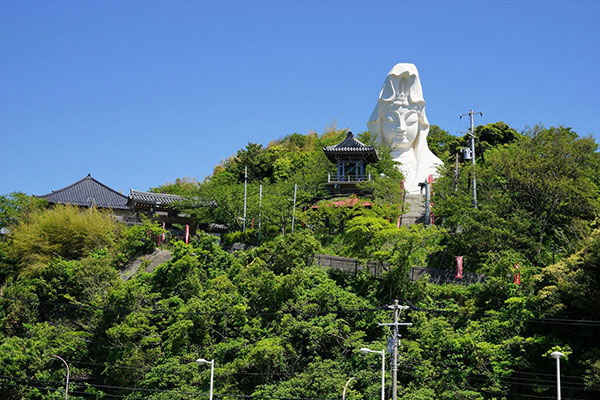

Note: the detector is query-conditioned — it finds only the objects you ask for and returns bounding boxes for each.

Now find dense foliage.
[1,124,598,399]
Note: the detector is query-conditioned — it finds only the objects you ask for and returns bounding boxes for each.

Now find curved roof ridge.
[86,175,128,199]
[37,174,129,209]
[38,174,91,198]
[39,174,127,200]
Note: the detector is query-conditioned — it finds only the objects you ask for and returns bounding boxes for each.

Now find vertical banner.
[514,263,521,285]
[428,175,434,225]
[455,256,463,279]
[185,224,190,244]
[162,222,166,242]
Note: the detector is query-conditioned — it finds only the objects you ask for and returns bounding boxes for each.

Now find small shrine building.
[323,132,379,194]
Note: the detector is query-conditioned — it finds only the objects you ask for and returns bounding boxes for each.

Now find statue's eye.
[405,112,418,125]
[385,116,394,123]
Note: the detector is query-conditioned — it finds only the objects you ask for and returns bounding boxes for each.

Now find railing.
[314,254,486,284]
[314,254,387,278]
[328,173,372,183]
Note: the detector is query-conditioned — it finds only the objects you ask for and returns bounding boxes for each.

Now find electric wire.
[4,295,600,327]
[0,377,336,400]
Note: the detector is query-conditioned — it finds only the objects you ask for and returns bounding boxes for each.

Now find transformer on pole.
[460,110,483,208]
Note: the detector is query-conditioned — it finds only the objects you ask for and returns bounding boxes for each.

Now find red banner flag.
[185,224,190,244]
[456,256,463,279]
[162,222,166,242]
[514,263,521,285]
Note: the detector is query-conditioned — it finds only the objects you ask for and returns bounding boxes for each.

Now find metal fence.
[314,254,485,284]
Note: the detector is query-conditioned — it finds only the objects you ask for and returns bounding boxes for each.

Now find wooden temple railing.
[327,173,372,183]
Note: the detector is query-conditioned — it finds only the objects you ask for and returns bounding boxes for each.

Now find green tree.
[0,192,46,229]
[434,125,599,266]
[427,125,463,164]
[7,205,122,276]
[474,121,520,155]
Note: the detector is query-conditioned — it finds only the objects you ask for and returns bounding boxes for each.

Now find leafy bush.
[7,205,121,275]
[117,217,164,264]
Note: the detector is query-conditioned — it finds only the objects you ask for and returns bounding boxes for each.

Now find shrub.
[8,205,121,275]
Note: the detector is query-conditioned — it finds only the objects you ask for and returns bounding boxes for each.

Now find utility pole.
[460,110,483,208]
[243,166,247,232]
[424,180,431,226]
[454,153,460,190]
[291,183,297,233]
[378,300,412,400]
[258,184,263,241]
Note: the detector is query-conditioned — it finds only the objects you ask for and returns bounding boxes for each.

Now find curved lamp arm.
[51,355,69,400]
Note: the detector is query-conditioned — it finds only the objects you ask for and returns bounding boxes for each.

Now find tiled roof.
[126,190,216,208]
[323,132,379,162]
[127,190,184,207]
[38,174,129,210]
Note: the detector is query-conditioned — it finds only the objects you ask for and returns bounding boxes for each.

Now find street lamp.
[551,351,564,400]
[359,347,385,400]
[196,358,214,400]
[51,355,69,400]
[342,377,355,400]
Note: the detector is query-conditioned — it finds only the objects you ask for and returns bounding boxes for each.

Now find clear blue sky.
[1,0,599,196]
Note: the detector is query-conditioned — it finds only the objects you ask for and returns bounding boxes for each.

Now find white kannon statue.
[367,63,443,194]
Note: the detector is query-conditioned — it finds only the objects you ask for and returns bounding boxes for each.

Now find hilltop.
[0,123,599,399]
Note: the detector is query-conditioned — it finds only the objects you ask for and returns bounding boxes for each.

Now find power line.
[396,358,598,392]
[0,377,336,400]
[5,295,600,326]
[405,304,600,326]
[2,295,385,317]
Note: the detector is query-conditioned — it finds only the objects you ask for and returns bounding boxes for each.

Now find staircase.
[401,194,426,226]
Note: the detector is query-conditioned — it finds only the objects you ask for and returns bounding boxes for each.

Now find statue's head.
[367,63,429,152]
[367,63,443,192]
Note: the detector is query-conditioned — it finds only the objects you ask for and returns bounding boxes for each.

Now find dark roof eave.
[128,189,217,208]
[38,174,129,209]
[323,150,379,163]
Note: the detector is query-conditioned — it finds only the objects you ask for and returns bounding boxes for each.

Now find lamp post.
[342,377,355,400]
[51,355,69,400]
[196,358,214,400]
[551,351,564,400]
[359,347,385,400]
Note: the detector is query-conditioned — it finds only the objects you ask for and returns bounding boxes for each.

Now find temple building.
[323,132,379,194]
[37,175,219,237]
[38,174,133,222]
[127,189,214,236]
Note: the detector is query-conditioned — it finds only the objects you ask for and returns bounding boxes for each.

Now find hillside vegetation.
[0,124,599,399]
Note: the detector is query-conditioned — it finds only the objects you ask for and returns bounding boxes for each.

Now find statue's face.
[380,105,419,150]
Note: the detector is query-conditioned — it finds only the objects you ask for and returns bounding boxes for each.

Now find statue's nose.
[398,117,407,132]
